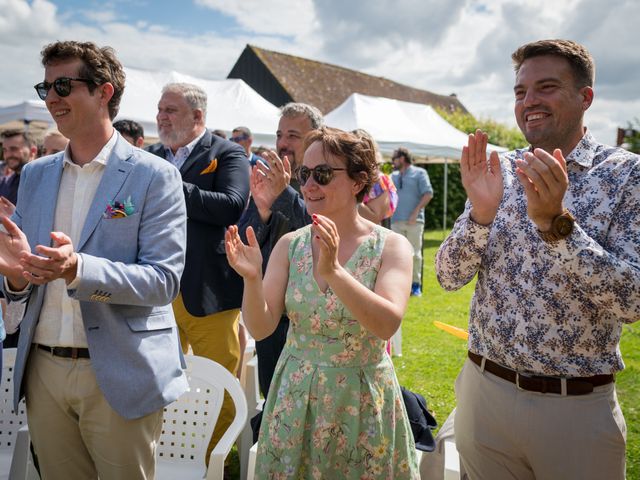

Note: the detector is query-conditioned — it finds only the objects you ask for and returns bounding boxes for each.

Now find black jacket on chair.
[147,130,250,316]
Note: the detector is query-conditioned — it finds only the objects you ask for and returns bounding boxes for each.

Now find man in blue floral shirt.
[436,39,639,479]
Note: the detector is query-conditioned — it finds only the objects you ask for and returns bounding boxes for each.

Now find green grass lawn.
[395,229,639,478]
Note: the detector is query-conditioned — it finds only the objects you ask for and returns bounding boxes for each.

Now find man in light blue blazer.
[0,41,188,480]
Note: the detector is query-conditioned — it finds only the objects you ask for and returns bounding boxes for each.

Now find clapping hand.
[0,196,16,217]
[20,231,78,285]
[460,130,503,225]
[311,214,341,278]
[225,225,263,281]
[515,148,567,231]
[0,215,31,287]
[251,150,292,222]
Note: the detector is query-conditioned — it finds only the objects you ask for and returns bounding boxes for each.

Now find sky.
[0,0,638,145]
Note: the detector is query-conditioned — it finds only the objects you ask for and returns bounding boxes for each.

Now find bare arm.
[359,190,390,224]
[225,225,290,340]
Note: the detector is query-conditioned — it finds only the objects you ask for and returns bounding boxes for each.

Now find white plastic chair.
[238,355,264,480]
[1,348,37,480]
[156,354,248,480]
[420,408,464,480]
[390,327,403,356]
[238,337,255,392]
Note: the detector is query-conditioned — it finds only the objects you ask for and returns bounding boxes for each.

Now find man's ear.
[580,86,594,112]
[193,108,204,124]
[99,82,115,106]
[135,137,145,148]
[29,145,38,160]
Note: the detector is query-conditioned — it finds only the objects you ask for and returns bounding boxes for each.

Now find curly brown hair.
[303,127,378,202]
[511,39,595,89]
[40,41,126,120]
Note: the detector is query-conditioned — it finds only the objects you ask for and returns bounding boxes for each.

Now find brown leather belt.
[38,344,90,359]
[468,351,613,396]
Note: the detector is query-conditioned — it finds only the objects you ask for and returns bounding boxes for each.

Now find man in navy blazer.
[146,83,249,463]
[0,41,188,479]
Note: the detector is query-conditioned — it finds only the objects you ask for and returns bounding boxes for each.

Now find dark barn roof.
[228,45,469,115]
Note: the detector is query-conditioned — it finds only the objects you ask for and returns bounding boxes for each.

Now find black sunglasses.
[297,164,347,186]
[230,134,249,143]
[34,77,93,100]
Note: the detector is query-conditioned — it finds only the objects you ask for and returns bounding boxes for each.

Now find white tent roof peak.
[325,93,506,158]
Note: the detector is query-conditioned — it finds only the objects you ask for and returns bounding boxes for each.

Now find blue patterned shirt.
[436,131,640,376]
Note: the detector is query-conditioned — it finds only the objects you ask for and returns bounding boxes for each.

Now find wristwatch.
[538,209,575,243]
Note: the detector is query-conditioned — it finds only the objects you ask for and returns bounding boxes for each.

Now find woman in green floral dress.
[226,127,420,479]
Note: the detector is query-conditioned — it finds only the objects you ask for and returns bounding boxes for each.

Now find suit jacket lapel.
[179,130,211,178]
[36,156,64,248]
[76,137,134,251]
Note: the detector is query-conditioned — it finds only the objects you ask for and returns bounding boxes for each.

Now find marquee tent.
[324,93,506,158]
[0,68,281,146]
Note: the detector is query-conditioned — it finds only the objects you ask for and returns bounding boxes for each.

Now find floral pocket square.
[200,158,218,175]
[103,196,135,219]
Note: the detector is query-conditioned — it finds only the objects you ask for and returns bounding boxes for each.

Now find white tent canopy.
[0,68,281,146]
[325,93,505,158]
[0,100,52,125]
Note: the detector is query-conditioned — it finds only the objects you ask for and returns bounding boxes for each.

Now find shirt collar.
[164,128,207,158]
[520,129,597,168]
[63,129,117,168]
[565,129,598,168]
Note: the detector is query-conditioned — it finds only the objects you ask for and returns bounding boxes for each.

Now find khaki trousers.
[172,295,240,466]
[454,358,626,480]
[391,220,424,284]
[25,346,163,480]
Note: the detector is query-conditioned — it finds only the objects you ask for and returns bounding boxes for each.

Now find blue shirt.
[391,165,433,223]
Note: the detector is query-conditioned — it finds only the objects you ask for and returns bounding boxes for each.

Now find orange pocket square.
[200,158,218,175]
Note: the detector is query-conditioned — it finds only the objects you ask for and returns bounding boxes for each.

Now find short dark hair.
[232,126,252,138]
[113,119,144,143]
[212,129,227,139]
[392,147,412,164]
[511,39,595,88]
[40,41,126,120]
[304,127,378,202]
[281,103,324,130]
[0,129,36,148]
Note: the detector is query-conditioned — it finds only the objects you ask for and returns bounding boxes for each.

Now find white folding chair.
[156,354,248,480]
[1,348,37,480]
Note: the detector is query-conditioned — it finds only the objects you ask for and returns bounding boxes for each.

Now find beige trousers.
[391,220,424,284]
[172,295,240,466]
[454,358,626,480]
[25,346,163,480]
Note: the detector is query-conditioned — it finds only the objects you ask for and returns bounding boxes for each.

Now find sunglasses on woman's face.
[297,164,347,186]
[33,77,92,100]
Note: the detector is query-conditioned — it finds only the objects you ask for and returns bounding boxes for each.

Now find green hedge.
[424,163,466,230]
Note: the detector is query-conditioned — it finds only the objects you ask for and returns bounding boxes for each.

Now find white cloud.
[194,0,318,37]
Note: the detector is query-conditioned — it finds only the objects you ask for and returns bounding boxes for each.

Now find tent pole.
[443,158,448,238]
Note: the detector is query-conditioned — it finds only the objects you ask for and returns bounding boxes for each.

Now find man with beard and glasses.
[236,102,323,438]
[146,82,249,465]
[437,39,638,479]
